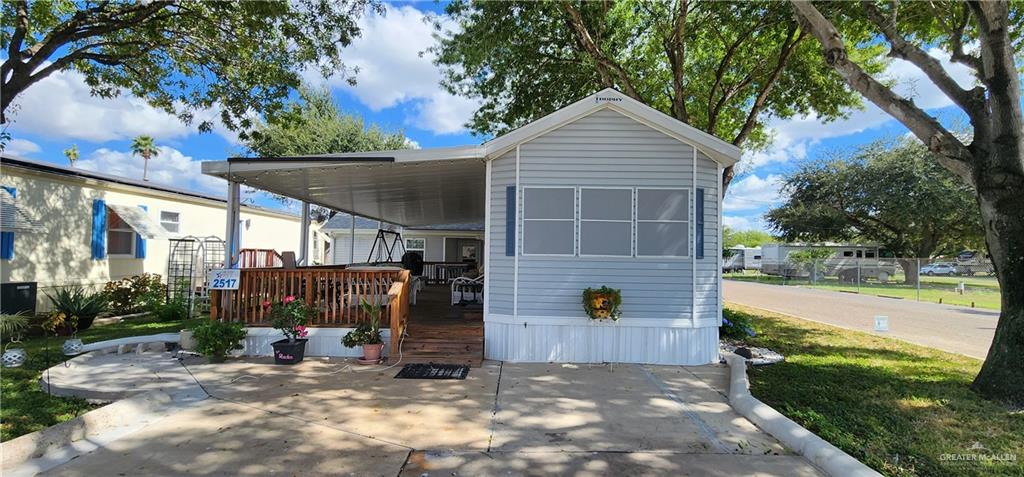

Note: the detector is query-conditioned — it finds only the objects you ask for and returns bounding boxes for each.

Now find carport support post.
[299,201,310,266]
[223,180,241,319]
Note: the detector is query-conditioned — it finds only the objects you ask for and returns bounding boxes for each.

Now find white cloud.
[6,67,241,145]
[739,47,976,175]
[4,138,41,157]
[723,215,767,232]
[724,174,785,213]
[310,6,480,135]
[76,145,226,195]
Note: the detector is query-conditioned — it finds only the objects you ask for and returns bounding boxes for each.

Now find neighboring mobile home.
[0,155,324,312]
[321,213,484,266]
[203,88,739,365]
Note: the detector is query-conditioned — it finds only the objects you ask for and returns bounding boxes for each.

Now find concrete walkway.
[22,354,825,476]
[724,280,998,359]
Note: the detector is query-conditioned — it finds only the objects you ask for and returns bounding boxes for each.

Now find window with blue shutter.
[695,188,705,259]
[134,205,147,259]
[1,187,15,260]
[91,199,107,259]
[505,186,516,256]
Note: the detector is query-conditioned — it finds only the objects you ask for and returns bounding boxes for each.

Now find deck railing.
[422,261,471,284]
[210,268,410,330]
[238,248,283,268]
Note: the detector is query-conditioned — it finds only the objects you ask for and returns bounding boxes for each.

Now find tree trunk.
[970,172,1024,406]
[897,258,919,285]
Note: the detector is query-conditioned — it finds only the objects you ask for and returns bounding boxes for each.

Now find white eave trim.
[481,88,741,167]
[201,145,484,178]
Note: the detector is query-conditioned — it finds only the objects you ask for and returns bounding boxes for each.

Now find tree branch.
[732,25,803,146]
[861,0,986,119]
[969,1,1024,174]
[950,3,983,72]
[790,0,975,185]
[561,2,641,101]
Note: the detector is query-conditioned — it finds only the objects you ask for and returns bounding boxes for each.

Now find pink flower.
[293,325,308,338]
[261,300,272,310]
[283,295,296,304]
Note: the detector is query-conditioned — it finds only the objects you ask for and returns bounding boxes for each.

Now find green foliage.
[265,296,312,342]
[45,287,108,333]
[723,226,774,248]
[1,0,379,130]
[103,274,165,315]
[720,308,757,341]
[581,286,622,321]
[0,313,29,341]
[342,299,383,347]
[766,138,984,258]
[149,295,190,323]
[434,1,881,150]
[191,320,246,362]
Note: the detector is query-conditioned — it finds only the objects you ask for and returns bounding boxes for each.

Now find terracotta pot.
[362,343,384,361]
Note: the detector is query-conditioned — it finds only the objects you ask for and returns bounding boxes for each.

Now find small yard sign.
[209,269,240,290]
[874,315,889,332]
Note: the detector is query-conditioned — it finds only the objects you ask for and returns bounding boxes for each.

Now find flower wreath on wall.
[582,286,622,321]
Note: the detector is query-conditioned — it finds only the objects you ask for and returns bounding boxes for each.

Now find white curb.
[724,354,882,477]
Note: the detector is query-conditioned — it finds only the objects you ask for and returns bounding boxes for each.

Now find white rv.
[723,246,761,272]
[760,244,895,281]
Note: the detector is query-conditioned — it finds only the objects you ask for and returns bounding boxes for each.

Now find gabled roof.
[482,88,741,166]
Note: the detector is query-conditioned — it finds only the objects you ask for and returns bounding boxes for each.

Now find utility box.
[1,282,37,316]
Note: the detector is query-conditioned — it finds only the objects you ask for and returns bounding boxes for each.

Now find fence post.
[916,258,921,301]
[857,258,861,292]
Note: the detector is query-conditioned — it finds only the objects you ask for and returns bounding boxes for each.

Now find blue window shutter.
[1,187,15,260]
[505,186,516,256]
[91,199,107,259]
[134,205,147,258]
[696,188,705,259]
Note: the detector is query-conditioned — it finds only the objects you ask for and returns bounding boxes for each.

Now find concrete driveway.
[32,355,824,476]
[725,280,998,359]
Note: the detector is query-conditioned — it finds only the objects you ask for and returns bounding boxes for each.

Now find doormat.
[394,363,470,380]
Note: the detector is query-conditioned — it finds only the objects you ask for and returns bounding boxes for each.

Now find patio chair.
[451,274,484,305]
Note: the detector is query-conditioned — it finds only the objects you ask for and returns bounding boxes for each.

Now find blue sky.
[2,2,977,231]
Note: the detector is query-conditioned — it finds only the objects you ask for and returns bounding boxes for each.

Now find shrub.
[264,295,312,342]
[721,309,757,341]
[0,312,30,341]
[150,296,190,322]
[46,287,109,333]
[104,274,165,314]
[192,320,247,362]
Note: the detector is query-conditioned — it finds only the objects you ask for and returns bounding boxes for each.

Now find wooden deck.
[400,284,484,367]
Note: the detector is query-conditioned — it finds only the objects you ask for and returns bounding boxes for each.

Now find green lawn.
[728,304,1023,477]
[725,273,1002,310]
[1,315,203,442]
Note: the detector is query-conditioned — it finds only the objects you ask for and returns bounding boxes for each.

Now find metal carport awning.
[106,204,169,239]
[202,151,487,227]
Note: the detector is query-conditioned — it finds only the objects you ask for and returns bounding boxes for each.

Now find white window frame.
[106,210,136,257]
[521,186,577,257]
[635,187,691,259]
[160,210,181,234]
[579,187,635,258]
[405,237,426,257]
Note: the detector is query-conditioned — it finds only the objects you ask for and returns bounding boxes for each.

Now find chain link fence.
[724,256,1001,310]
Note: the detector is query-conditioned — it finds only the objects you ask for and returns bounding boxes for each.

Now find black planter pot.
[271,338,308,365]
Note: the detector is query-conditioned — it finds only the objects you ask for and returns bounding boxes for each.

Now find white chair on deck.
[451,274,484,305]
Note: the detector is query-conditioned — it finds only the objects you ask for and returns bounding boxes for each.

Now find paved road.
[724,280,998,359]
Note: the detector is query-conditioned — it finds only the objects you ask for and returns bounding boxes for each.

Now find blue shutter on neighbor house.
[505,186,516,256]
[1,187,15,260]
[695,188,705,259]
[91,199,107,259]
[134,205,147,259]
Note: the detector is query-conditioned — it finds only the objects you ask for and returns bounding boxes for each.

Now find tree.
[243,85,409,220]
[789,0,1024,404]
[433,1,881,190]
[130,135,158,181]
[723,226,774,249]
[765,138,984,284]
[63,144,78,167]
[1,0,378,131]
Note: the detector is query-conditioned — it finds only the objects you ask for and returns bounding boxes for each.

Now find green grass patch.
[1,315,204,442]
[728,304,1023,477]
[725,274,1001,310]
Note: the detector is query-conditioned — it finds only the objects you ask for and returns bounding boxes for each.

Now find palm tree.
[130,135,159,181]
[63,144,79,167]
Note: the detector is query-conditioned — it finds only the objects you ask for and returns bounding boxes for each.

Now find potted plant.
[192,320,247,363]
[46,287,108,333]
[341,299,384,364]
[1,313,29,368]
[266,296,312,365]
[582,286,622,321]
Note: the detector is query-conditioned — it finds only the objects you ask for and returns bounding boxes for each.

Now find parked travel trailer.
[723,246,761,272]
[953,250,995,276]
[760,244,896,281]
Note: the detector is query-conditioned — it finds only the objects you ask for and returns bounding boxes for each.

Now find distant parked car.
[920,263,959,276]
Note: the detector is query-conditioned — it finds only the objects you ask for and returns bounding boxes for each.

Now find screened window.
[405,238,425,258]
[523,187,575,255]
[107,211,135,256]
[160,211,180,233]
[636,189,689,257]
[580,188,632,256]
